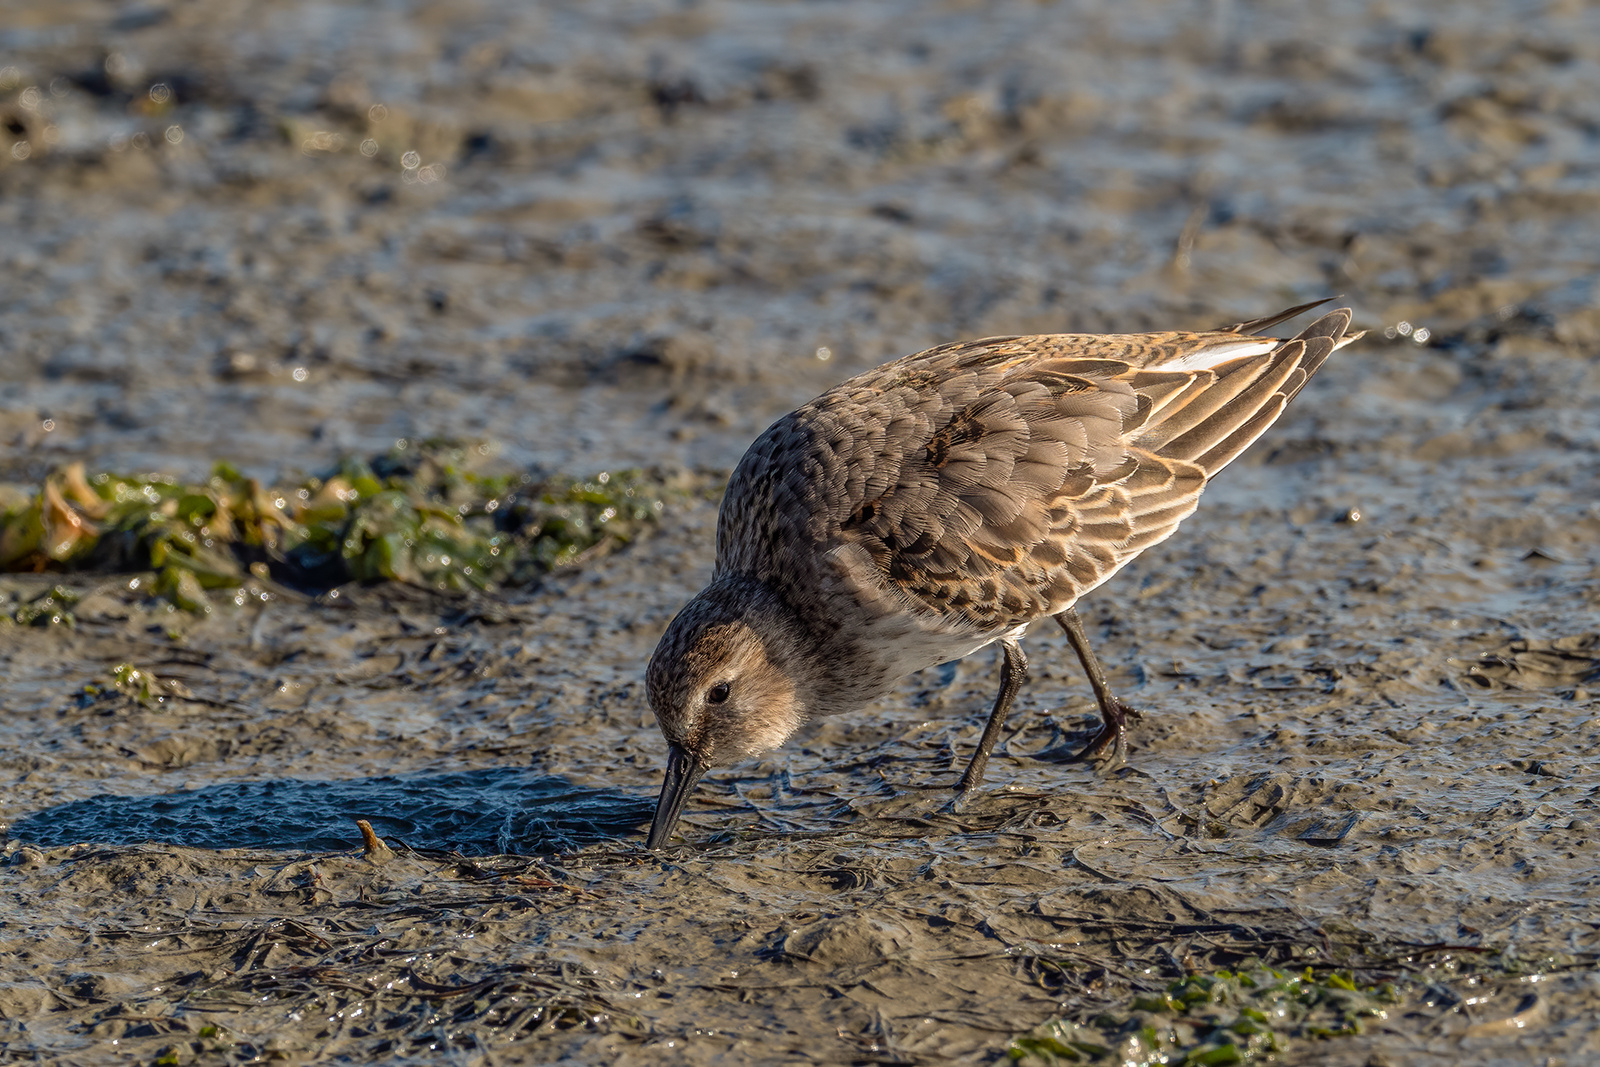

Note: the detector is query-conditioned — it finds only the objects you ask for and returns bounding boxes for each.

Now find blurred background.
[3,0,1596,483]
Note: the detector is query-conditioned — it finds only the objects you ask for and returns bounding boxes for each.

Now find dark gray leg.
[1055,608,1142,765]
[956,638,1027,793]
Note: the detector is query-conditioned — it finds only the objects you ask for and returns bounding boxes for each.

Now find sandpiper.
[645,300,1361,848]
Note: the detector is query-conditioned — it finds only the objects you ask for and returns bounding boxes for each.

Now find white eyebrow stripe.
[1153,339,1280,372]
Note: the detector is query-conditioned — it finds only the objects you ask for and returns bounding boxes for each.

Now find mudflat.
[2,1,1598,1063]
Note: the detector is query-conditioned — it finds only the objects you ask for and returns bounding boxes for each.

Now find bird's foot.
[1041,699,1142,770]
[946,771,984,814]
[952,744,997,798]
[947,748,1009,811]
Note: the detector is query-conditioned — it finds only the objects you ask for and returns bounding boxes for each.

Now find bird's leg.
[956,638,1027,793]
[1055,607,1142,765]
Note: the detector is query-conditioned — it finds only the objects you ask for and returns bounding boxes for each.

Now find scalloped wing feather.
[716,306,1360,633]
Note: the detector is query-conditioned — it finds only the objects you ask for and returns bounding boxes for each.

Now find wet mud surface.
[3,0,1600,1063]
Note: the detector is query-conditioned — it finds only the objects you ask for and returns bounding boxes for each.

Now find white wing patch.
[1154,339,1279,372]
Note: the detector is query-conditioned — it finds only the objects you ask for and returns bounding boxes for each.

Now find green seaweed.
[10,584,80,627]
[1009,964,1397,1066]
[109,663,161,705]
[77,663,170,707]
[0,443,674,612]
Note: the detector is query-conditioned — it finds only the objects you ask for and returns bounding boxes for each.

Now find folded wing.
[718,306,1361,632]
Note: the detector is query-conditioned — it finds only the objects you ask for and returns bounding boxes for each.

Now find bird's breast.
[798,550,1025,711]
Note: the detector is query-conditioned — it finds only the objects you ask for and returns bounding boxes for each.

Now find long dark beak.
[646,744,707,850]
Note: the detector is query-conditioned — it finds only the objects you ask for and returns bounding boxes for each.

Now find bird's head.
[643,579,809,848]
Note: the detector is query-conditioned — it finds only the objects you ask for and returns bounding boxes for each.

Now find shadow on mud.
[10,768,654,855]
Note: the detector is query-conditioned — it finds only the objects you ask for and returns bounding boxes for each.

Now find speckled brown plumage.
[645,301,1362,848]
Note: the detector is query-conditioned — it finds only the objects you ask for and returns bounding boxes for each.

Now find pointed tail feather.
[1217,297,1338,336]
[1138,306,1359,476]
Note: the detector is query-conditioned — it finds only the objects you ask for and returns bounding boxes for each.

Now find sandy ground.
[3,0,1600,1063]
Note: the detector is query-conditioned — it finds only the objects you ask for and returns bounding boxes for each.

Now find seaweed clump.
[10,583,80,627]
[1009,964,1397,1066]
[1,442,672,614]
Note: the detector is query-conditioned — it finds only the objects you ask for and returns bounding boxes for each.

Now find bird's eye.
[706,682,731,705]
